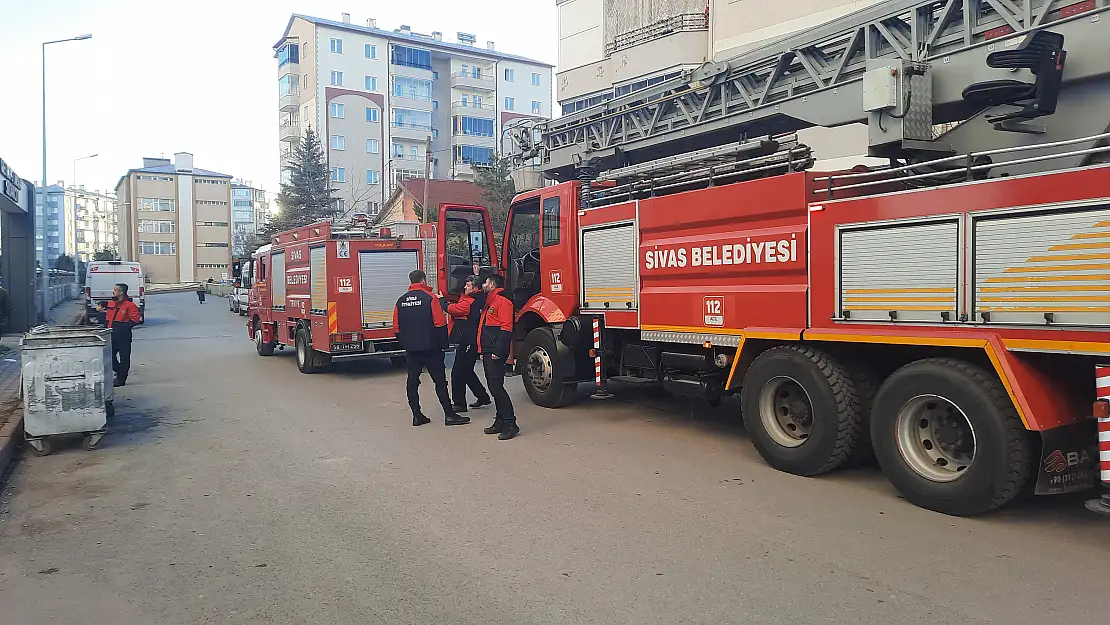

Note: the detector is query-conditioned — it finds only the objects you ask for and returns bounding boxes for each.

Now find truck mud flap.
[1035,420,1099,495]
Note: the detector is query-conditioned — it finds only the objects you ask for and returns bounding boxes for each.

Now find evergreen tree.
[257,127,337,244]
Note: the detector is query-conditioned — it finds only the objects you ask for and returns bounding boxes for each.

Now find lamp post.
[41,33,92,318]
[72,153,97,275]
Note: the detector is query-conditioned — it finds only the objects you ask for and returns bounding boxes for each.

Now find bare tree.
[341,175,382,220]
[232,227,254,256]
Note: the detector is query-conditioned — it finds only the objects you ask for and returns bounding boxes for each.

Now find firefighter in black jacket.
[446,275,492,413]
[392,270,470,427]
[478,273,518,440]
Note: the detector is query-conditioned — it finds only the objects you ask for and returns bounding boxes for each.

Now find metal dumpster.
[21,325,113,455]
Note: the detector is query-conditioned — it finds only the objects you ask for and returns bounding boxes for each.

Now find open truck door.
[419,203,499,299]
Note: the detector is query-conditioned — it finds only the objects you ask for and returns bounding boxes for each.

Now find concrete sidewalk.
[0,298,84,478]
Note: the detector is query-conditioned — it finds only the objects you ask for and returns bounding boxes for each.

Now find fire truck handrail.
[816,130,1110,197]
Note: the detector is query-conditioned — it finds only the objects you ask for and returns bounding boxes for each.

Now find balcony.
[390,91,434,110]
[279,120,300,142]
[279,88,301,112]
[451,72,496,92]
[390,121,434,141]
[451,130,495,146]
[451,101,495,117]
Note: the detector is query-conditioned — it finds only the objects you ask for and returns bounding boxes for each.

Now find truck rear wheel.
[870,358,1033,516]
[740,346,864,476]
[254,320,275,356]
[522,328,577,408]
[295,327,332,374]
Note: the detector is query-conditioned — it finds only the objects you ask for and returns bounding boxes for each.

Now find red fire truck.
[244,208,497,373]
[497,1,1110,516]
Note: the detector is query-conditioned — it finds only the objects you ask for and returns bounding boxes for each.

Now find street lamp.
[72,153,98,272]
[41,33,92,318]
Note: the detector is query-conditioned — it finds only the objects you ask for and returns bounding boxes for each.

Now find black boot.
[113,376,126,388]
[412,413,431,426]
[470,398,492,409]
[483,418,503,435]
[445,413,471,426]
[498,420,519,440]
[451,404,469,414]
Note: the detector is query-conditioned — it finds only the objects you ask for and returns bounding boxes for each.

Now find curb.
[0,403,22,478]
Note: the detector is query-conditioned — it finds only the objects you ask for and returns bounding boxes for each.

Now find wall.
[558,0,605,72]
[711,0,883,59]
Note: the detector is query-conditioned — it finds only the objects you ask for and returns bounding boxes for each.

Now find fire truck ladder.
[520,0,1110,182]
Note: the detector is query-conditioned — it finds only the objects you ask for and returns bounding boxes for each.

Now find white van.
[85,261,145,324]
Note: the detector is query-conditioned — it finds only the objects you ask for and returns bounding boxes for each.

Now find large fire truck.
[244,208,497,373]
[497,0,1110,516]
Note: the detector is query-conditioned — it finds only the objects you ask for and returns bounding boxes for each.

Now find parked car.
[229,285,248,315]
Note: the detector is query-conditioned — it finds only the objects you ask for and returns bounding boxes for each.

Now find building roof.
[378,179,484,224]
[275,14,554,68]
[115,163,232,193]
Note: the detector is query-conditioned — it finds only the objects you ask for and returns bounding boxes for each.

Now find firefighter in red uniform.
[446,276,492,413]
[393,269,470,427]
[97,283,142,387]
[478,273,518,440]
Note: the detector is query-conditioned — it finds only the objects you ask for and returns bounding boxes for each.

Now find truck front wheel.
[254,319,275,356]
[870,358,1033,516]
[741,346,864,476]
[522,328,577,408]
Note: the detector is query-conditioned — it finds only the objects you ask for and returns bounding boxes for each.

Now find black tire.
[521,327,577,408]
[105,400,115,419]
[740,345,863,476]
[870,358,1033,516]
[841,360,883,468]
[254,319,275,356]
[295,327,332,374]
[390,356,407,368]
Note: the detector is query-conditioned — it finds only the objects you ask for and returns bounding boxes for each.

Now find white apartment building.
[230,181,269,256]
[66,186,118,262]
[274,13,554,218]
[555,0,885,169]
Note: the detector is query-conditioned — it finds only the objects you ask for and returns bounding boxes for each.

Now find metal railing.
[451,101,494,111]
[606,13,708,56]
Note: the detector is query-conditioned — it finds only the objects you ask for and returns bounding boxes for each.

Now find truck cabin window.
[444,211,492,295]
[505,198,541,308]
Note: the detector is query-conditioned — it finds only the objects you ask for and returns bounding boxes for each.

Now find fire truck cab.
[245,207,496,373]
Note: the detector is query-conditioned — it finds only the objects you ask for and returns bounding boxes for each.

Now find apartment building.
[33,184,66,265]
[555,0,885,169]
[67,186,118,262]
[114,153,233,284]
[274,13,554,219]
[230,182,269,256]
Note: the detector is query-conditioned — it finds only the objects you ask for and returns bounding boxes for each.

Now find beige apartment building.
[114,153,234,284]
[555,0,885,169]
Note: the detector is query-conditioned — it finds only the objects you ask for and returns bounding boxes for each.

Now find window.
[391,45,432,70]
[365,75,378,91]
[303,104,309,120]
[392,168,424,186]
[331,167,346,182]
[366,107,379,122]
[365,43,377,59]
[138,241,176,255]
[330,135,345,150]
[532,72,541,86]
[138,197,176,212]
[330,38,343,54]
[391,108,432,131]
[504,68,515,82]
[196,179,226,185]
[473,66,482,79]
[366,138,380,154]
[137,175,172,181]
[392,76,432,100]
[454,116,494,137]
[278,44,299,68]
[138,219,175,234]
[330,102,345,118]
[432,100,438,111]
[432,129,438,139]
[504,97,515,111]
[461,94,469,107]
[542,197,561,246]
[367,201,381,215]
[197,200,228,206]
[474,95,483,108]
[278,74,298,97]
[432,70,439,80]
[366,169,381,185]
[393,142,405,158]
[330,70,344,86]
[459,64,469,77]
[304,74,309,89]
[454,145,495,165]
[532,101,542,114]
[233,198,251,206]
[198,221,230,227]
[409,145,419,161]
[233,210,253,221]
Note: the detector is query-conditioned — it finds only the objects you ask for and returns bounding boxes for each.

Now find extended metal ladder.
[519,0,1110,181]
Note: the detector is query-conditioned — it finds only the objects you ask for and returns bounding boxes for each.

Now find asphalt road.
[1,293,1108,625]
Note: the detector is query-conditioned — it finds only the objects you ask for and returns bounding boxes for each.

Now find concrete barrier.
[205,283,233,297]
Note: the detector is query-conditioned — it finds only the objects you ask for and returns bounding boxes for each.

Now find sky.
[0,0,559,197]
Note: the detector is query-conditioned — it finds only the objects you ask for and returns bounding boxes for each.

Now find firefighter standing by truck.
[478,274,518,440]
[393,269,471,427]
[446,276,492,413]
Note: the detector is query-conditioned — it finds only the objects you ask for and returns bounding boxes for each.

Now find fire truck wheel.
[254,321,275,356]
[522,328,577,408]
[295,327,332,374]
[870,358,1034,516]
[740,346,864,476]
[841,361,882,468]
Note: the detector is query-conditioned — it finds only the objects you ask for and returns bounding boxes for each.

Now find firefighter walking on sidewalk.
[478,273,518,440]
[393,269,470,427]
[97,283,142,387]
[446,275,492,414]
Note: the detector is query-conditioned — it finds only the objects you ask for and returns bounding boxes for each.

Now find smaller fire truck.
[244,208,497,373]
